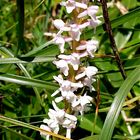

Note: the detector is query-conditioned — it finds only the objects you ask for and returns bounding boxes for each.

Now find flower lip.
[71,93,93,115]
[78,5,99,18]
[61,0,87,14]
[53,59,69,76]
[75,66,98,82]
[58,54,81,70]
[76,40,98,57]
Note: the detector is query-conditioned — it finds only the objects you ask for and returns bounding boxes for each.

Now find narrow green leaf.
[78,114,102,133]
[80,135,99,140]
[125,38,140,47]
[99,66,140,140]
[0,115,70,140]
[0,125,33,140]
[22,40,54,57]
[113,134,140,140]
[0,73,58,90]
[0,56,55,64]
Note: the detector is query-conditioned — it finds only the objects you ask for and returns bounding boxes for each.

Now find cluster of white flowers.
[40,0,101,139]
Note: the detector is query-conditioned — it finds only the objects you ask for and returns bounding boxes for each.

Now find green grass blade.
[125,38,140,47]
[0,125,33,140]
[78,114,102,133]
[0,115,70,140]
[0,73,58,90]
[80,135,99,140]
[99,66,140,140]
[0,57,55,64]
[113,134,140,140]
[22,40,54,57]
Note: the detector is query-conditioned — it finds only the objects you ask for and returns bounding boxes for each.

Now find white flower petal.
[85,66,98,78]
[53,19,65,29]
[55,96,64,103]
[75,72,86,80]
[76,44,86,50]
[53,75,63,84]
[65,113,77,121]
[58,54,71,60]
[72,99,80,107]
[66,128,71,138]
[78,10,88,18]
[60,1,66,6]
[89,18,101,29]
[70,24,81,41]
[61,0,76,13]
[57,110,65,120]
[53,60,69,76]
[71,82,83,88]
[40,124,51,140]
[62,26,71,31]
[43,119,50,124]
[54,37,65,53]
[61,0,87,14]
[75,2,87,9]
[77,40,98,57]
[71,29,81,41]
[53,127,60,134]
[66,6,75,13]
[79,22,90,29]
[80,95,92,106]
[52,101,60,111]
[65,37,73,42]
[65,91,77,102]
[51,89,60,97]
[40,124,51,132]
[48,109,56,118]
[87,6,99,17]
[63,119,71,125]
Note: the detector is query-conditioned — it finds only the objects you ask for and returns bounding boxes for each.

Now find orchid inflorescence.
[40,0,101,139]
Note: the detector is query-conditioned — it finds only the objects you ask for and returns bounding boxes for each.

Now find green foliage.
[0,0,140,140]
